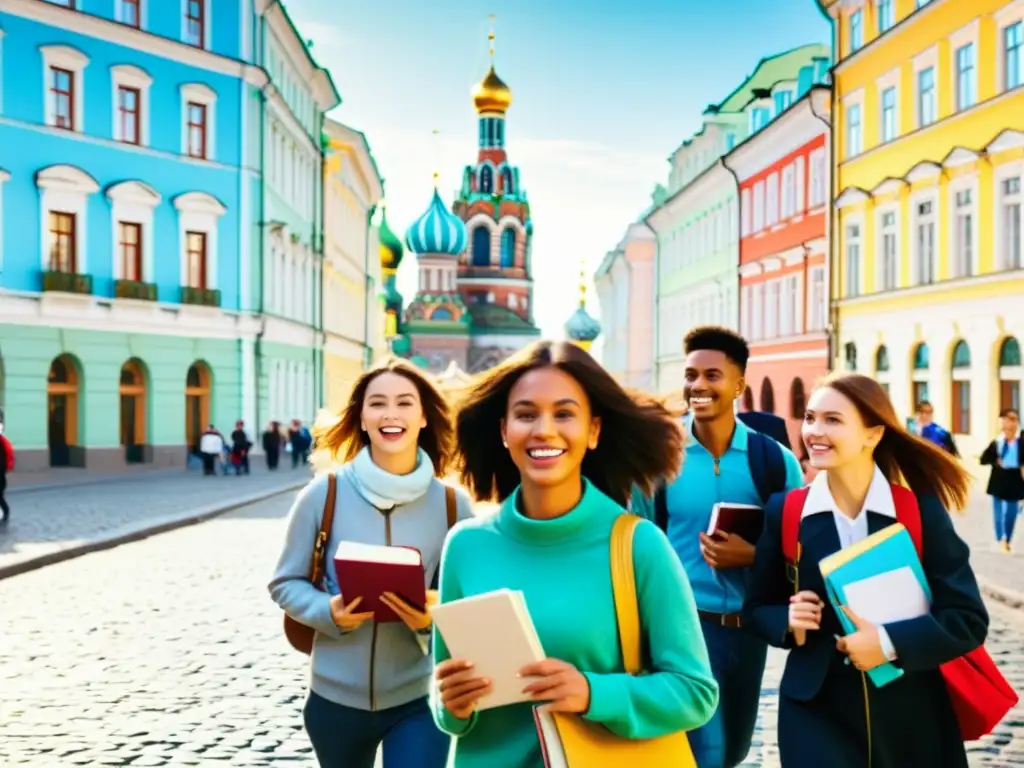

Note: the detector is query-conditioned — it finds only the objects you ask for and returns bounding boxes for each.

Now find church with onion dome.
[389,19,541,374]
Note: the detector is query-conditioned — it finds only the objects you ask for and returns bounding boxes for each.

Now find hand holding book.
[329,594,375,633]
[381,589,438,632]
[436,660,493,719]
[835,605,888,671]
[519,658,591,714]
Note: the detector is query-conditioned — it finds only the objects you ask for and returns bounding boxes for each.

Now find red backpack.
[781,485,1018,742]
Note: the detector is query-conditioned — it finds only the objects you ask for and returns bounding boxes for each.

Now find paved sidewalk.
[952,485,1024,607]
[0,465,308,579]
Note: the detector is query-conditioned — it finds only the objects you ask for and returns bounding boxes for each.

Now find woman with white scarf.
[270,359,473,768]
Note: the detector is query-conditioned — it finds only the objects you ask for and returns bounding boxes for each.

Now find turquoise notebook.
[819,523,932,688]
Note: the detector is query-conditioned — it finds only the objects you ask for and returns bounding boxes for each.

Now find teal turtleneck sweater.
[432,481,719,768]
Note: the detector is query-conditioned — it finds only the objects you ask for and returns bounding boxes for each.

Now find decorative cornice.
[835,187,870,209]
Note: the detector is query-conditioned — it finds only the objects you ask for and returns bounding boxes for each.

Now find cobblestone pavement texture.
[2,492,1024,767]
[953,486,1024,600]
[0,465,308,575]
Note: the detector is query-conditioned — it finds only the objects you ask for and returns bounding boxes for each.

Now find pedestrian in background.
[0,420,14,525]
[434,341,718,767]
[744,373,987,768]
[980,408,1024,553]
[262,421,283,470]
[289,419,312,469]
[198,425,224,477]
[269,358,473,768]
[230,420,251,475]
[912,400,960,457]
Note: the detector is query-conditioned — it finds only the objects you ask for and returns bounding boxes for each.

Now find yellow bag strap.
[610,515,642,676]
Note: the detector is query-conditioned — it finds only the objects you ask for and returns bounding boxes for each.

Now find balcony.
[41,270,93,295]
[180,286,221,307]
[115,279,157,301]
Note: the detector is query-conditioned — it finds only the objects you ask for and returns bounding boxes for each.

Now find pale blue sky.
[286,0,830,337]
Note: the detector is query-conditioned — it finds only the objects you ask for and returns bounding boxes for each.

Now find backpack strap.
[309,473,338,588]
[781,487,810,588]
[610,515,643,675]
[747,430,788,505]
[890,484,924,560]
[653,483,668,532]
[445,485,457,529]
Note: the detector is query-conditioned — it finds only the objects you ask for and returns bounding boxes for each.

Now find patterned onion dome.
[565,306,601,344]
[378,210,404,270]
[472,66,513,114]
[405,189,468,256]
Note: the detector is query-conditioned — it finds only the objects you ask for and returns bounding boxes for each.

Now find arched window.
[760,378,776,414]
[47,354,82,467]
[875,345,890,395]
[471,227,491,267]
[790,378,806,419]
[500,229,516,268]
[743,386,755,412]
[999,336,1021,412]
[185,361,212,453]
[431,307,453,321]
[119,358,148,462]
[844,342,857,372]
[950,340,971,435]
[479,165,493,195]
[911,342,930,408]
[502,167,514,195]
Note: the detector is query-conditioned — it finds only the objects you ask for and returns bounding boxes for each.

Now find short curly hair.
[683,326,750,373]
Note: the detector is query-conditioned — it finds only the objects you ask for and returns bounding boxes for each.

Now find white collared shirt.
[802,465,900,661]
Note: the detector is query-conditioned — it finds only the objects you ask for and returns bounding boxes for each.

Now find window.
[795,156,806,213]
[955,43,976,110]
[781,164,796,219]
[846,103,862,157]
[118,0,141,28]
[845,224,861,297]
[750,107,770,132]
[849,10,863,52]
[774,90,793,114]
[877,0,894,32]
[1007,22,1023,90]
[187,103,206,158]
[119,222,142,281]
[49,212,76,273]
[780,275,798,336]
[186,232,207,288]
[881,86,897,142]
[725,132,737,151]
[952,188,974,278]
[185,0,205,48]
[879,210,898,290]
[918,67,936,127]
[741,189,751,236]
[1000,175,1022,269]
[765,280,780,338]
[50,68,74,131]
[752,181,765,232]
[951,341,971,434]
[117,87,140,145]
[915,199,936,284]
[809,148,827,207]
[765,173,779,226]
[181,83,217,161]
[112,66,152,146]
[741,284,753,337]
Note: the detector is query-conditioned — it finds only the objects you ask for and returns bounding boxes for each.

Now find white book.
[842,566,930,626]
[431,588,546,711]
[333,540,421,566]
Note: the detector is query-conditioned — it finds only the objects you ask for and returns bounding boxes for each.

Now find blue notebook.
[819,523,932,688]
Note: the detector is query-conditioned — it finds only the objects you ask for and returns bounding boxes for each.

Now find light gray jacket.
[269,471,473,711]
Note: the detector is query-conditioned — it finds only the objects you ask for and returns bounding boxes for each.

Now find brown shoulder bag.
[283,477,458,654]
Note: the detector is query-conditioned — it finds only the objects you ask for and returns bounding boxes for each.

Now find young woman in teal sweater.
[433,341,719,767]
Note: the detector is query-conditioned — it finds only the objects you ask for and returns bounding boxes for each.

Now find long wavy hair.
[453,341,684,506]
[311,358,453,477]
[818,372,971,511]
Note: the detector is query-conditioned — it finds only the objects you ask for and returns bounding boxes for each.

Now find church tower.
[453,18,537,335]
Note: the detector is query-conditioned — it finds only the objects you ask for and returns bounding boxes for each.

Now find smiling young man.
[633,326,804,768]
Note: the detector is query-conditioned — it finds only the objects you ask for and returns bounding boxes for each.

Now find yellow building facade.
[322,120,386,413]
[824,0,1024,459]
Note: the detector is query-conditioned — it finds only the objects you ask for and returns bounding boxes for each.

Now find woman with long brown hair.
[744,372,987,767]
[269,358,473,768]
[432,341,718,767]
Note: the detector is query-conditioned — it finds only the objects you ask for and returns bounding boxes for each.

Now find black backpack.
[653,429,787,532]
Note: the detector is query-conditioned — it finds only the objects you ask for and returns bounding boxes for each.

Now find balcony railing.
[114,279,157,301]
[41,270,93,295]
[180,285,221,307]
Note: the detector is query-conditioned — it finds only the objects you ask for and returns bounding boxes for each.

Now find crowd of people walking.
[195,419,312,477]
[268,327,1021,768]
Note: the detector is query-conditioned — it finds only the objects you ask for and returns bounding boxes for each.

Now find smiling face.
[802,386,884,471]
[501,367,601,493]
[683,349,743,422]
[360,371,428,462]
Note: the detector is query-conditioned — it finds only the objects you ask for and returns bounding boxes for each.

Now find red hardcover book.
[333,541,426,623]
[707,503,764,545]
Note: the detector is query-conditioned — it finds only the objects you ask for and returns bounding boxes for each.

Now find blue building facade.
[0,0,267,476]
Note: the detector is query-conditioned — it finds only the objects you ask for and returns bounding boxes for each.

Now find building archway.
[760,378,776,414]
[472,227,491,267]
[120,358,148,463]
[742,386,755,412]
[185,361,211,453]
[999,336,1021,412]
[790,378,806,419]
[875,345,891,396]
[950,340,971,435]
[911,342,930,409]
[47,354,80,467]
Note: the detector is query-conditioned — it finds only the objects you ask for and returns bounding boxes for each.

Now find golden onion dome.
[472,66,512,114]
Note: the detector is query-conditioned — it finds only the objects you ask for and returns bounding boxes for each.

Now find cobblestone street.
[2,491,1023,767]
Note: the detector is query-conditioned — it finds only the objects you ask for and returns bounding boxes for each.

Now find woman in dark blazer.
[744,373,988,768]
[980,408,1024,552]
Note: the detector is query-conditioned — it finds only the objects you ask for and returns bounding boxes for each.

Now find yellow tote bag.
[533,515,699,768]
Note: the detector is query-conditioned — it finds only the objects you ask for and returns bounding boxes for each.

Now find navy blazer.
[742,490,989,702]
